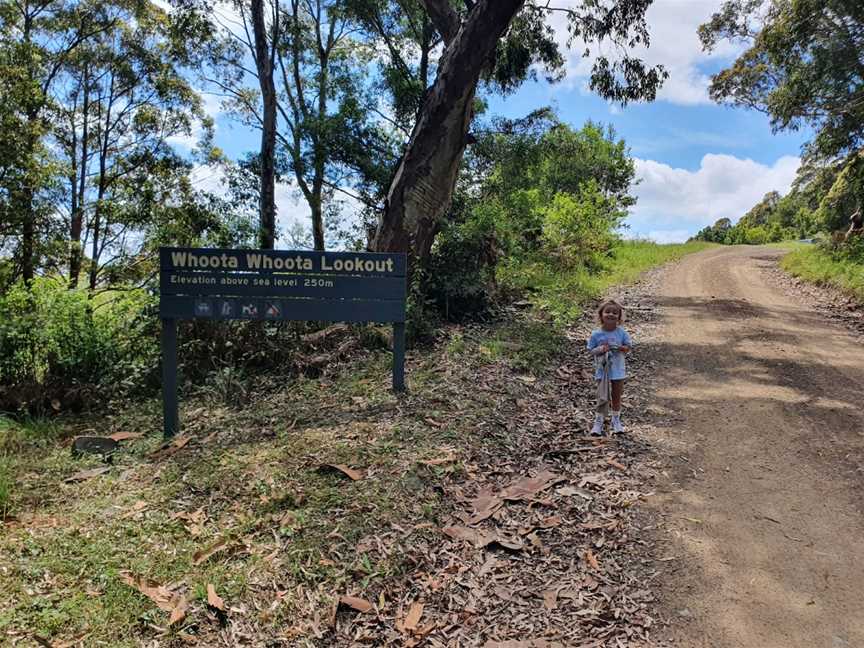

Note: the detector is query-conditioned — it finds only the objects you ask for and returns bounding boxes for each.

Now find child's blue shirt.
[587,327,633,380]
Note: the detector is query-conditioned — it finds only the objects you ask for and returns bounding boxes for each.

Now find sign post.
[159,247,408,439]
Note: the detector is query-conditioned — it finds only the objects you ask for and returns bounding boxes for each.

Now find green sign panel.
[159,247,408,438]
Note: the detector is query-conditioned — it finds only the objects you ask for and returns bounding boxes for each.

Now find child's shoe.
[611,412,624,434]
[590,414,605,436]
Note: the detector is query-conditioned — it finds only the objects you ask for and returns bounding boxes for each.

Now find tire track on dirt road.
[645,246,864,648]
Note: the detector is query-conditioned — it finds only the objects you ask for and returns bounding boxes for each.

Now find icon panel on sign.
[194,300,213,317]
[264,301,282,319]
[217,300,236,318]
[240,302,260,319]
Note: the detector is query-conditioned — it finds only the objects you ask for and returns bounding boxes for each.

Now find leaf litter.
[323,287,669,646]
[119,572,188,625]
[7,272,674,646]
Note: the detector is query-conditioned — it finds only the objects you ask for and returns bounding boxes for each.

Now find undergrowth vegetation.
[781,237,864,301]
[0,280,158,413]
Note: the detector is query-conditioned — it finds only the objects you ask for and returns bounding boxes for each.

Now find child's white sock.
[611,410,623,433]
[590,413,604,436]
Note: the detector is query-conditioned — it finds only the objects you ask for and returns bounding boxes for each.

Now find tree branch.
[417,0,461,45]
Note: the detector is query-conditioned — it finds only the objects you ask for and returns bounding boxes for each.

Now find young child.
[587,300,632,435]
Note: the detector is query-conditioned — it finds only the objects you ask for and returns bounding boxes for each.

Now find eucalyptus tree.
[0,0,204,288]
[700,0,864,163]
[188,0,664,258]
[0,0,115,285]
[198,0,387,250]
[700,0,864,231]
[53,1,205,289]
[366,0,668,263]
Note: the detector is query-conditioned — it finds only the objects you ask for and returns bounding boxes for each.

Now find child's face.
[601,307,620,329]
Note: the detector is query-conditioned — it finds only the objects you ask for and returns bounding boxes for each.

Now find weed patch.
[781,245,864,301]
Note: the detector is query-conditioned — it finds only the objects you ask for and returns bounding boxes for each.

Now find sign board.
[159,247,408,438]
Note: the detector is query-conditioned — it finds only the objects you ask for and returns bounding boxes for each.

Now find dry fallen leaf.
[489,535,524,552]
[466,492,502,525]
[108,432,144,442]
[499,471,563,501]
[192,538,229,566]
[542,589,558,611]
[171,508,206,524]
[318,464,365,481]
[483,641,565,648]
[419,448,457,466]
[607,457,627,471]
[339,595,373,613]
[150,435,191,459]
[584,548,600,570]
[442,526,489,547]
[169,596,189,626]
[494,586,513,602]
[63,467,110,483]
[120,572,187,625]
[538,515,562,529]
[403,602,423,631]
[207,583,225,611]
[443,526,523,551]
[120,500,149,519]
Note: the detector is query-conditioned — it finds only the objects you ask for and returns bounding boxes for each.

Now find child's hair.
[596,299,625,324]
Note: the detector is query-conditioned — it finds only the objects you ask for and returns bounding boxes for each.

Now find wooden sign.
[159,247,408,438]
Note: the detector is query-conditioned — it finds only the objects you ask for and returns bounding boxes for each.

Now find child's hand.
[598,343,610,353]
[619,345,630,353]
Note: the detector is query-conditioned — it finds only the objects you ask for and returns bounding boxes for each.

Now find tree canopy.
[700,0,864,163]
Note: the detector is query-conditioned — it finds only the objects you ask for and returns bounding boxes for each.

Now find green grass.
[0,346,501,645]
[781,245,864,302]
[479,317,567,374]
[500,239,715,323]
[475,239,714,374]
[0,455,11,519]
[599,240,715,285]
[764,240,810,250]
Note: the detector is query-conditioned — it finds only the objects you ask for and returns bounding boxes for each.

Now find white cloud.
[627,153,800,239]
[551,0,744,105]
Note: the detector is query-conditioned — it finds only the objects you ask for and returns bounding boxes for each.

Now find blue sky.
[178,0,810,245]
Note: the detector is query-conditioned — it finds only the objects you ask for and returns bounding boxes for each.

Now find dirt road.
[646,246,864,648]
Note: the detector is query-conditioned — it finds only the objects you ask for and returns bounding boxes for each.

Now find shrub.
[0,279,158,413]
[422,205,498,321]
[541,182,624,268]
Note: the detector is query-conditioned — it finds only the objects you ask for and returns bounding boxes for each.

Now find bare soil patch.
[636,246,864,648]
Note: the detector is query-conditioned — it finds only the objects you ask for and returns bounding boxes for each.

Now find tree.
[0,0,115,285]
[371,0,667,263]
[195,0,387,250]
[699,0,864,163]
[467,114,637,257]
[738,191,780,229]
[249,0,278,249]
[53,1,205,289]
